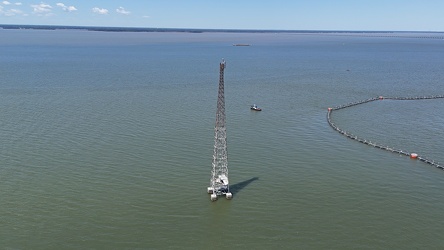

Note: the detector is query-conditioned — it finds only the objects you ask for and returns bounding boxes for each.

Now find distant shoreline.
[1,24,443,35]
[1,24,444,40]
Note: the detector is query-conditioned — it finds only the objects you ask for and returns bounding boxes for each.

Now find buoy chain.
[327,95,443,170]
[382,95,444,100]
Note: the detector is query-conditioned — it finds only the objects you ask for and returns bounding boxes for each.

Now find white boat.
[250,104,262,111]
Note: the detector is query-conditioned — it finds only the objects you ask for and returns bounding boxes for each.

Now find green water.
[1,30,444,249]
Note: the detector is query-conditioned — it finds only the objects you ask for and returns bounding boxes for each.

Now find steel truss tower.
[207,59,232,201]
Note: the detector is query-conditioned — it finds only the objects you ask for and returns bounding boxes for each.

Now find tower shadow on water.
[229,177,259,196]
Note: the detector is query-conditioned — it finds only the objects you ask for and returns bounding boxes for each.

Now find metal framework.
[207,59,232,201]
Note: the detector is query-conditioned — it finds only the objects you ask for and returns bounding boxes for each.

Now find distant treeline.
[0,24,443,37]
[0,24,399,33]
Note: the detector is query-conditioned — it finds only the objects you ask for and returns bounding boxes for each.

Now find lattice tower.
[207,59,232,201]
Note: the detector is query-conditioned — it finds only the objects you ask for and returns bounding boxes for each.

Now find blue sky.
[1,0,443,31]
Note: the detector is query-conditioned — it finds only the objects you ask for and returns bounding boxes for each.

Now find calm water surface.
[1,29,444,249]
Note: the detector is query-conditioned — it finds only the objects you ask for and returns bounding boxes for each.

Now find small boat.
[250,104,262,111]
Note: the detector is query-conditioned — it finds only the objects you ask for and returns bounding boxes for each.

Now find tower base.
[210,193,218,201]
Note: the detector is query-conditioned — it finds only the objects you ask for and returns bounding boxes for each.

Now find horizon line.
[1,24,443,34]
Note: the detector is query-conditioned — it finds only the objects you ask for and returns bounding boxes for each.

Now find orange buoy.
[410,153,418,159]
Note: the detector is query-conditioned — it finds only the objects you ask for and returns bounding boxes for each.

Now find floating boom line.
[327,95,444,170]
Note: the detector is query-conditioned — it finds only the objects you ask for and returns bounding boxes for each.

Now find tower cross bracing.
[207,59,232,201]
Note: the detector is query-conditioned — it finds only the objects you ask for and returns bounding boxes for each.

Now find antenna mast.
[207,59,232,201]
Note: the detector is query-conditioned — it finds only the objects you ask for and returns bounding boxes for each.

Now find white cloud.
[56,3,76,12]
[6,8,22,16]
[15,2,22,5]
[0,7,24,16]
[92,7,108,14]
[2,1,11,5]
[116,6,130,15]
[31,3,52,13]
